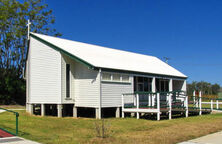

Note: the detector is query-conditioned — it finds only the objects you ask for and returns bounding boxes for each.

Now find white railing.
[122,91,188,120]
[190,91,222,115]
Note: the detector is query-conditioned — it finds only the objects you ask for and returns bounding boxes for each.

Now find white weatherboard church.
[25,33,187,119]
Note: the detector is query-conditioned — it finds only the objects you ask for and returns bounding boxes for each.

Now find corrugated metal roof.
[30,32,187,78]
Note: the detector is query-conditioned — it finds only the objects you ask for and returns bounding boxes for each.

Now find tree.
[187,81,221,96]
[212,84,220,95]
[187,81,197,96]
[0,0,61,104]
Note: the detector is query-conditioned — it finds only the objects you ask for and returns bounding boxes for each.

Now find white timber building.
[25,33,187,119]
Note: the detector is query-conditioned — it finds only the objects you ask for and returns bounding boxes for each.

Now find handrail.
[189,96,222,101]
[0,107,19,135]
[123,90,186,96]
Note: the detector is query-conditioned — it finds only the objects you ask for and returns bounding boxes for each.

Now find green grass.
[1,111,222,144]
[189,103,220,109]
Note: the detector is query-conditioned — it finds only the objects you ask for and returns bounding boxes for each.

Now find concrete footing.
[131,113,135,117]
[73,106,77,118]
[95,108,101,119]
[122,111,125,118]
[57,104,63,118]
[26,103,29,112]
[169,111,172,120]
[136,112,140,119]
[26,105,125,119]
[41,104,45,116]
[30,104,34,115]
[157,112,160,121]
[116,107,120,118]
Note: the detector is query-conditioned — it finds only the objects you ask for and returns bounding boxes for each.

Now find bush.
[94,119,111,138]
[0,68,26,105]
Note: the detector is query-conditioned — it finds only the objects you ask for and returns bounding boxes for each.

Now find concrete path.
[0,109,6,113]
[0,136,40,144]
[179,131,222,144]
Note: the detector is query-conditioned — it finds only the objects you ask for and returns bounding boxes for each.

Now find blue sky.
[44,0,222,85]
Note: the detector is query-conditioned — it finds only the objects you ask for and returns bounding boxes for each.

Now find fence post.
[185,96,189,117]
[136,94,139,119]
[122,94,124,118]
[157,93,160,121]
[211,99,213,111]
[195,91,199,108]
[217,100,219,109]
[169,93,172,120]
[193,91,196,107]
[15,113,19,135]
[199,91,202,115]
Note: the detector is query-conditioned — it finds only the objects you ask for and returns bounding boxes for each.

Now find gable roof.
[30,32,187,78]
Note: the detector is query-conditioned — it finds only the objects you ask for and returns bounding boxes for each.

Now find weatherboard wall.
[61,54,100,107]
[28,37,62,103]
[101,75,134,107]
[61,54,75,104]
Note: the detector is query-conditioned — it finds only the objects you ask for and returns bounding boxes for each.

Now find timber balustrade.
[121,90,220,120]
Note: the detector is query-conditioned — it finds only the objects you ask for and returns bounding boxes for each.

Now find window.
[113,74,121,81]
[156,79,169,92]
[66,64,70,98]
[134,76,152,92]
[138,83,144,91]
[102,73,130,83]
[144,78,149,91]
[102,73,111,81]
[122,75,129,82]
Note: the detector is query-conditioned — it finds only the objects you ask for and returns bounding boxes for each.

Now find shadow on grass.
[123,111,212,121]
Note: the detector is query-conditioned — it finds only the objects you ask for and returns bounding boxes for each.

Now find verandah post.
[122,94,124,118]
[185,95,188,117]
[148,94,151,107]
[199,91,202,115]
[152,94,155,107]
[157,93,160,121]
[136,94,139,119]
[134,94,136,106]
[152,77,156,107]
[169,93,172,120]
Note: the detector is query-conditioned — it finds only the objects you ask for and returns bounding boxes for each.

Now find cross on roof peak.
[27,19,31,40]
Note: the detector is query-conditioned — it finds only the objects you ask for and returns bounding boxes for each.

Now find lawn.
[1,111,222,144]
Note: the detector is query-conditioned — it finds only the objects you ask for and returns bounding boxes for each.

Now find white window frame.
[102,73,112,81]
[101,72,130,83]
[112,73,121,82]
[122,74,130,82]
